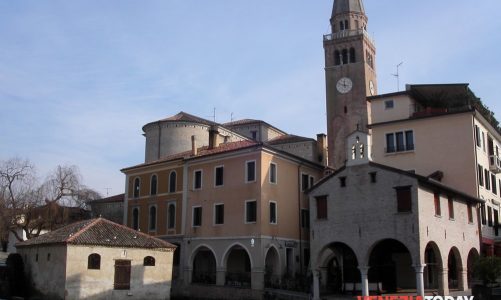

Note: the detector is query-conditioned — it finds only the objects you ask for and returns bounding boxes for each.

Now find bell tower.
[324,0,377,169]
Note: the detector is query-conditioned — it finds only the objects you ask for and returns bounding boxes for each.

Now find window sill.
[245,221,257,225]
[449,218,455,221]
[385,149,415,156]
[435,215,442,218]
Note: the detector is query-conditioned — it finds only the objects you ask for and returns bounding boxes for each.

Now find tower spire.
[332,0,365,17]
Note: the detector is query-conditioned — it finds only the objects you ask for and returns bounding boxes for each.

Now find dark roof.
[142,111,217,131]
[89,194,124,204]
[332,0,365,16]
[266,134,316,145]
[16,218,176,250]
[309,162,483,204]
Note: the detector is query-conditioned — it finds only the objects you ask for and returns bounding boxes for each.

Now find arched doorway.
[318,242,360,295]
[264,246,280,288]
[192,246,217,285]
[368,239,415,293]
[424,242,442,291]
[467,248,479,288]
[225,245,252,288]
[447,247,462,290]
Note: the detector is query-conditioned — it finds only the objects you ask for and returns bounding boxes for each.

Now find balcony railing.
[489,155,501,174]
[323,29,375,44]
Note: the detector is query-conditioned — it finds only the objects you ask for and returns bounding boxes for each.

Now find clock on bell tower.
[324,0,377,169]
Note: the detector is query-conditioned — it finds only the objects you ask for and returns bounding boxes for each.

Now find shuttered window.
[316,196,327,220]
[114,260,131,290]
[395,186,412,213]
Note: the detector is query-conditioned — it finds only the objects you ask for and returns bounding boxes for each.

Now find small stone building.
[16,218,176,300]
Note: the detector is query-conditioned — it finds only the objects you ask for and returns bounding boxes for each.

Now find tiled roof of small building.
[16,218,175,250]
[159,111,217,126]
[267,134,316,145]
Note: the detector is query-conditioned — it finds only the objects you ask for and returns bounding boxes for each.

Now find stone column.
[184,267,193,285]
[313,269,321,300]
[414,264,426,297]
[438,267,449,296]
[359,266,370,296]
[216,267,226,286]
[459,268,469,291]
[251,267,265,290]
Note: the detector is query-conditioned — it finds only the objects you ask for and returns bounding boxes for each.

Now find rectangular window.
[467,204,474,223]
[482,132,486,152]
[214,204,224,225]
[339,177,347,187]
[270,163,277,184]
[194,170,202,190]
[114,260,131,290]
[386,133,395,153]
[246,161,256,182]
[301,209,310,228]
[245,200,257,223]
[495,209,499,236]
[475,125,481,147]
[251,131,257,141]
[269,202,277,224]
[434,193,441,216]
[396,132,405,152]
[405,131,414,151]
[485,170,491,190]
[316,196,327,219]
[488,206,493,227]
[193,206,202,227]
[384,100,394,109]
[215,166,224,186]
[448,196,454,220]
[301,173,309,191]
[396,186,412,213]
[493,174,497,195]
[481,204,487,225]
[478,165,484,186]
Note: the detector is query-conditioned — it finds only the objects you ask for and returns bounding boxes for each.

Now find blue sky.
[1,0,500,197]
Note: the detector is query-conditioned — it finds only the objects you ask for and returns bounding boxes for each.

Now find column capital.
[358,266,370,274]
[413,264,426,273]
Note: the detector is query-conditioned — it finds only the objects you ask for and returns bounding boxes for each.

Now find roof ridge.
[66,218,101,243]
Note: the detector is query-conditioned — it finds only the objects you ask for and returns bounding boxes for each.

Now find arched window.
[344,20,349,30]
[339,21,344,31]
[88,253,101,270]
[349,48,356,63]
[168,203,176,229]
[133,178,140,198]
[132,207,139,230]
[150,175,157,196]
[149,206,157,231]
[334,50,341,66]
[144,256,156,266]
[169,171,177,193]
[360,144,365,158]
[351,145,356,160]
[342,49,348,65]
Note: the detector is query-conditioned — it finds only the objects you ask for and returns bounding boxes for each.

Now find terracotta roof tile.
[17,218,175,250]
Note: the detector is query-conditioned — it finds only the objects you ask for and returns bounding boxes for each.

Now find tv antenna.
[104,188,112,197]
[391,62,403,91]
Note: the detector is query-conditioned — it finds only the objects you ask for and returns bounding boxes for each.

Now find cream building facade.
[121,112,326,299]
[16,218,175,300]
[309,132,482,299]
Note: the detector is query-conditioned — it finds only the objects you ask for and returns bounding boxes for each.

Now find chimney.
[191,135,197,156]
[208,126,219,150]
[317,133,328,166]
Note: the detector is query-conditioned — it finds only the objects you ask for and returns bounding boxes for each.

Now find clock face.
[369,80,375,95]
[336,77,353,94]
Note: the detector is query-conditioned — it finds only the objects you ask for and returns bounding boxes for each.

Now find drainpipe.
[297,164,303,276]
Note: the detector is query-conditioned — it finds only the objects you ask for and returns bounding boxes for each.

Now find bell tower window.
[349,48,356,63]
[334,50,341,66]
[340,21,345,31]
[344,20,349,30]
[342,49,348,64]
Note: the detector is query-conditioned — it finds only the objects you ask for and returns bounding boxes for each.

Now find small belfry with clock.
[324,0,377,169]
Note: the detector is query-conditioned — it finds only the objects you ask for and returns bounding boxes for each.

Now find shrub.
[474,256,501,286]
